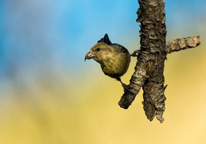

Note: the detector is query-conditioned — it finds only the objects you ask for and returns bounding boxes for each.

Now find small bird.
[85,34,131,87]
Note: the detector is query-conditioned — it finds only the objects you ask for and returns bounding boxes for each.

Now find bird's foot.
[120,83,129,93]
[116,78,134,95]
[118,80,133,94]
[121,83,135,95]
[130,50,140,57]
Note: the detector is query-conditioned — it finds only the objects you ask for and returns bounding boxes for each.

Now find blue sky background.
[0,0,205,98]
[0,0,205,84]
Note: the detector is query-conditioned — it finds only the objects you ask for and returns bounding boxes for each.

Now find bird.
[85,34,131,88]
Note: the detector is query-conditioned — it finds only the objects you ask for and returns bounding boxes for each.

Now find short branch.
[165,36,200,54]
[118,51,148,109]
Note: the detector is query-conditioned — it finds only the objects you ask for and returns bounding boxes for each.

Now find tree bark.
[118,0,201,123]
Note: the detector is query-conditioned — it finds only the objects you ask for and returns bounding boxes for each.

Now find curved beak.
[85,51,95,61]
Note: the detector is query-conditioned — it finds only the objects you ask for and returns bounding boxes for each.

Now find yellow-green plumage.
[85,34,131,81]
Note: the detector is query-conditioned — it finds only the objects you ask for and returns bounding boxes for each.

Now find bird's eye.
[96,48,100,52]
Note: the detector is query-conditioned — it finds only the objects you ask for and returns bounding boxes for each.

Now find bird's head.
[85,34,114,63]
[85,42,114,63]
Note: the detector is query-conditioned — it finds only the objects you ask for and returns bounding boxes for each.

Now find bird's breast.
[100,51,130,78]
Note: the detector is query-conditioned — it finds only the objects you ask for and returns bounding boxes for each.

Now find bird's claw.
[121,83,135,95]
[130,50,140,57]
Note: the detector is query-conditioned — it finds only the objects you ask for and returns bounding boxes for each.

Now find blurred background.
[0,0,206,144]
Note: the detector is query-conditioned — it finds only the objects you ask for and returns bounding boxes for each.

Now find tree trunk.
[118,0,200,123]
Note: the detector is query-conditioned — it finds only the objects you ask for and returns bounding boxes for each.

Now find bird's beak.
[85,51,95,61]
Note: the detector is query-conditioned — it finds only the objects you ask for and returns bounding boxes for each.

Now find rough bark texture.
[118,0,201,123]
[165,36,201,54]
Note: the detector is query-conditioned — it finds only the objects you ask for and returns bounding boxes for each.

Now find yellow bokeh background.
[0,42,205,144]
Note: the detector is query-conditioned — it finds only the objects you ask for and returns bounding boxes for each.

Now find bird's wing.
[111,44,130,54]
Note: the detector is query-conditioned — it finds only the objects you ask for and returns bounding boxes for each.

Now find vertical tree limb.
[118,0,200,123]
